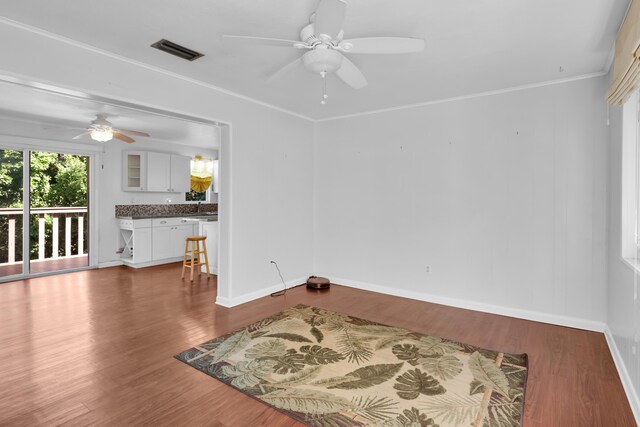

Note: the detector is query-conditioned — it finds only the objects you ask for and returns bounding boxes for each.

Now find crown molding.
[0,16,315,122]
[316,71,608,122]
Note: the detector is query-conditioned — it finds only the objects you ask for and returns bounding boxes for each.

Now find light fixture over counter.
[190,155,215,192]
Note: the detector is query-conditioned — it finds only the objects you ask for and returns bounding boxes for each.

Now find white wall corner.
[326,276,607,332]
[604,326,640,424]
[215,276,308,308]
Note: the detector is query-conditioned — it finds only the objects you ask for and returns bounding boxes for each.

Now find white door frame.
[0,137,100,282]
[0,75,232,301]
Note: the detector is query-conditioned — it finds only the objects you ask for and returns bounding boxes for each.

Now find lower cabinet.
[120,217,196,266]
[151,219,195,261]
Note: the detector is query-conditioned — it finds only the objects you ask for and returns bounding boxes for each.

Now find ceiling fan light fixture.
[302,48,343,74]
[90,127,114,142]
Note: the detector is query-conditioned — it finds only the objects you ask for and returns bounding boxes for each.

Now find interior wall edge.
[605,325,640,424]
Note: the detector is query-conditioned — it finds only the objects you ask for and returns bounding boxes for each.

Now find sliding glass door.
[0,149,24,279]
[0,148,90,280]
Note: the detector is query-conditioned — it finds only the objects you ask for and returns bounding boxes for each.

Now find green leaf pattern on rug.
[468,351,510,398]
[260,389,358,415]
[220,359,276,389]
[418,355,463,381]
[176,304,528,427]
[394,368,446,400]
[328,363,404,390]
[300,345,344,365]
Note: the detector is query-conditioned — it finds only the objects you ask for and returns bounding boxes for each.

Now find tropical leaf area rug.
[175,305,528,427]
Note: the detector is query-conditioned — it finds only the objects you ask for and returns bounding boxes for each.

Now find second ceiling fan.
[223,0,425,103]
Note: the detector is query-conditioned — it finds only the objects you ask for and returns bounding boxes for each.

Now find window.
[622,89,640,266]
[185,189,210,202]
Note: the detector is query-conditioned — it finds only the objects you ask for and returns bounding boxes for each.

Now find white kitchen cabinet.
[118,219,152,264]
[146,152,172,192]
[146,152,191,193]
[122,151,147,191]
[151,218,195,261]
[151,222,173,260]
[170,155,192,193]
[198,221,218,274]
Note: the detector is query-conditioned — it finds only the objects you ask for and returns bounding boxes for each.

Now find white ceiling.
[0,0,630,120]
[0,80,221,148]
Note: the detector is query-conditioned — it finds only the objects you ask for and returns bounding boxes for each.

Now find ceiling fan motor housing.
[303,48,343,74]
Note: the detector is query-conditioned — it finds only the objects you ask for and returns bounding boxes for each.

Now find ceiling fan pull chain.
[320,71,328,105]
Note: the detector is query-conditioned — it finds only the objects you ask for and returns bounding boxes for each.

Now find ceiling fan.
[223,0,425,104]
[73,114,150,143]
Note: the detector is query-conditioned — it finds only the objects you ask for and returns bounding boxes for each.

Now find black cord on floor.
[270,261,287,297]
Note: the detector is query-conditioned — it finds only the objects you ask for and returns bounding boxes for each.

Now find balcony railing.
[0,207,88,266]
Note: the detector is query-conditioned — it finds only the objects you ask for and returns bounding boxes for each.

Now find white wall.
[314,76,609,327]
[607,92,640,412]
[98,139,218,264]
[0,21,315,302]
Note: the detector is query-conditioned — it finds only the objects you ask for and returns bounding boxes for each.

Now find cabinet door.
[122,151,147,191]
[146,152,171,192]
[172,224,195,258]
[170,155,192,193]
[133,228,152,263]
[152,225,173,260]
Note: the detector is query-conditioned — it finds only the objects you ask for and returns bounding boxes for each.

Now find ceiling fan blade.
[336,56,367,89]
[222,35,299,47]
[267,57,303,83]
[341,37,425,54]
[314,0,346,40]
[114,132,135,143]
[72,131,90,140]
[116,129,150,137]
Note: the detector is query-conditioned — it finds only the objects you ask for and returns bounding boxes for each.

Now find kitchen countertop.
[117,213,218,221]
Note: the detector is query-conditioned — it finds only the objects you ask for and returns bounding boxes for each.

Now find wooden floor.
[0,263,634,426]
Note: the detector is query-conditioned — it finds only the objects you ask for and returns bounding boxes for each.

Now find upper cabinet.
[123,151,147,192]
[123,151,191,193]
[146,152,172,192]
[169,155,191,193]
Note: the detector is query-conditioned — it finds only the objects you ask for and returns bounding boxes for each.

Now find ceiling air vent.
[151,39,204,61]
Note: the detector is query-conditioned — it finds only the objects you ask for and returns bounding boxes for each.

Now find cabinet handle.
[160,221,167,224]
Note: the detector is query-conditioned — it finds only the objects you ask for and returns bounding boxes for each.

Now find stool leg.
[197,241,202,276]
[190,240,195,282]
[181,239,189,279]
[202,240,211,278]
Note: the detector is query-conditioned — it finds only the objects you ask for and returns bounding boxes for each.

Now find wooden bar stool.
[182,236,210,282]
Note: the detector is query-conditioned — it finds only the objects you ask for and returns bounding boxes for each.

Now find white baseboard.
[121,257,183,269]
[98,260,124,268]
[604,326,640,424]
[215,276,307,308]
[327,276,606,332]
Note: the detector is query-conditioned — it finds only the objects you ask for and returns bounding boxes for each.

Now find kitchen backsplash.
[115,203,217,217]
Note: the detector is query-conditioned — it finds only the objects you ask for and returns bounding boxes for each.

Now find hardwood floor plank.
[0,264,635,426]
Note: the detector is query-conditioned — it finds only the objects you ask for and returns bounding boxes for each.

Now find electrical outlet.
[425,265,431,273]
